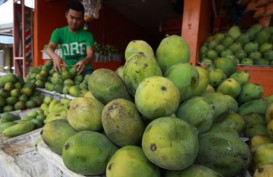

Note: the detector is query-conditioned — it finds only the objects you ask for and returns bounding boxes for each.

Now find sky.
[0,0,34,25]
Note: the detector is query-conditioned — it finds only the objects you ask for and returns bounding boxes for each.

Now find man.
[46,0,94,75]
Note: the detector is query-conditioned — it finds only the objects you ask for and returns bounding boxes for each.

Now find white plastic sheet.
[0,128,48,177]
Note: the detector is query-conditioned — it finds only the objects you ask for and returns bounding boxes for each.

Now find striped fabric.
[25,28,32,60]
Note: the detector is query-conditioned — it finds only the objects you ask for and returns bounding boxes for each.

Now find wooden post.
[13,0,26,76]
[33,0,40,67]
[181,0,212,65]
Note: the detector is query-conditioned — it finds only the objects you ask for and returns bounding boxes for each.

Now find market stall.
[0,0,273,176]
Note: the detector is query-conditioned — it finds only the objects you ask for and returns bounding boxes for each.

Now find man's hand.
[46,42,65,73]
[53,56,65,73]
[74,60,87,74]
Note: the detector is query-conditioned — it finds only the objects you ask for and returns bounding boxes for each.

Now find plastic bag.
[81,0,102,22]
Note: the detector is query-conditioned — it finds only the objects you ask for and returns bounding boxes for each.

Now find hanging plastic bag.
[81,0,102,22]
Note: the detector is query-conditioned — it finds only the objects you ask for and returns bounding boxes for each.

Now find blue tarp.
[0,35,13,44]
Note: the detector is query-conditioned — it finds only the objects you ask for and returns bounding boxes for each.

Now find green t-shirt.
[49,26,94,71]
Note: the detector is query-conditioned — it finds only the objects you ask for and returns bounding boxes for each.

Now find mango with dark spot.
[67,97,104,131]
[41,119,78,155]
[102,98,145,147]
[253,163,273,177]
[216,78,241,98]
[124,40,155,61]
[252,143,273,171]
[203,92,238,119]
[164,63,199,102]
[62,131,118,176]
[123,52,162,96]
[106,145,160,177]
[135,76,180,120]
[192,66,210,96]
[142,117,199,170]
[208,68,227,88]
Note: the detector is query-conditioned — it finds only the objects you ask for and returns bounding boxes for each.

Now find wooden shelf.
[237,66,273,97]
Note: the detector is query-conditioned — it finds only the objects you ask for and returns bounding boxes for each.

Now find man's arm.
[46,42,64,73]
[74,45,94,74]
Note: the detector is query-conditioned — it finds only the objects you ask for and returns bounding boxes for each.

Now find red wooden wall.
[33,0,159,70]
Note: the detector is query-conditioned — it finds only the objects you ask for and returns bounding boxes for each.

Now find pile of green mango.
[24,60,90,97]
[0,111,44,138]
[39,35,270,177]
[0,73,44,113]
[200,24,273,66]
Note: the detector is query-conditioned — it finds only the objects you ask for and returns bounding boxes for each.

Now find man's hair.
[66,0,85,14]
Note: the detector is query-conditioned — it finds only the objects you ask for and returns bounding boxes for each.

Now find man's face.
[66,9,84,32]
